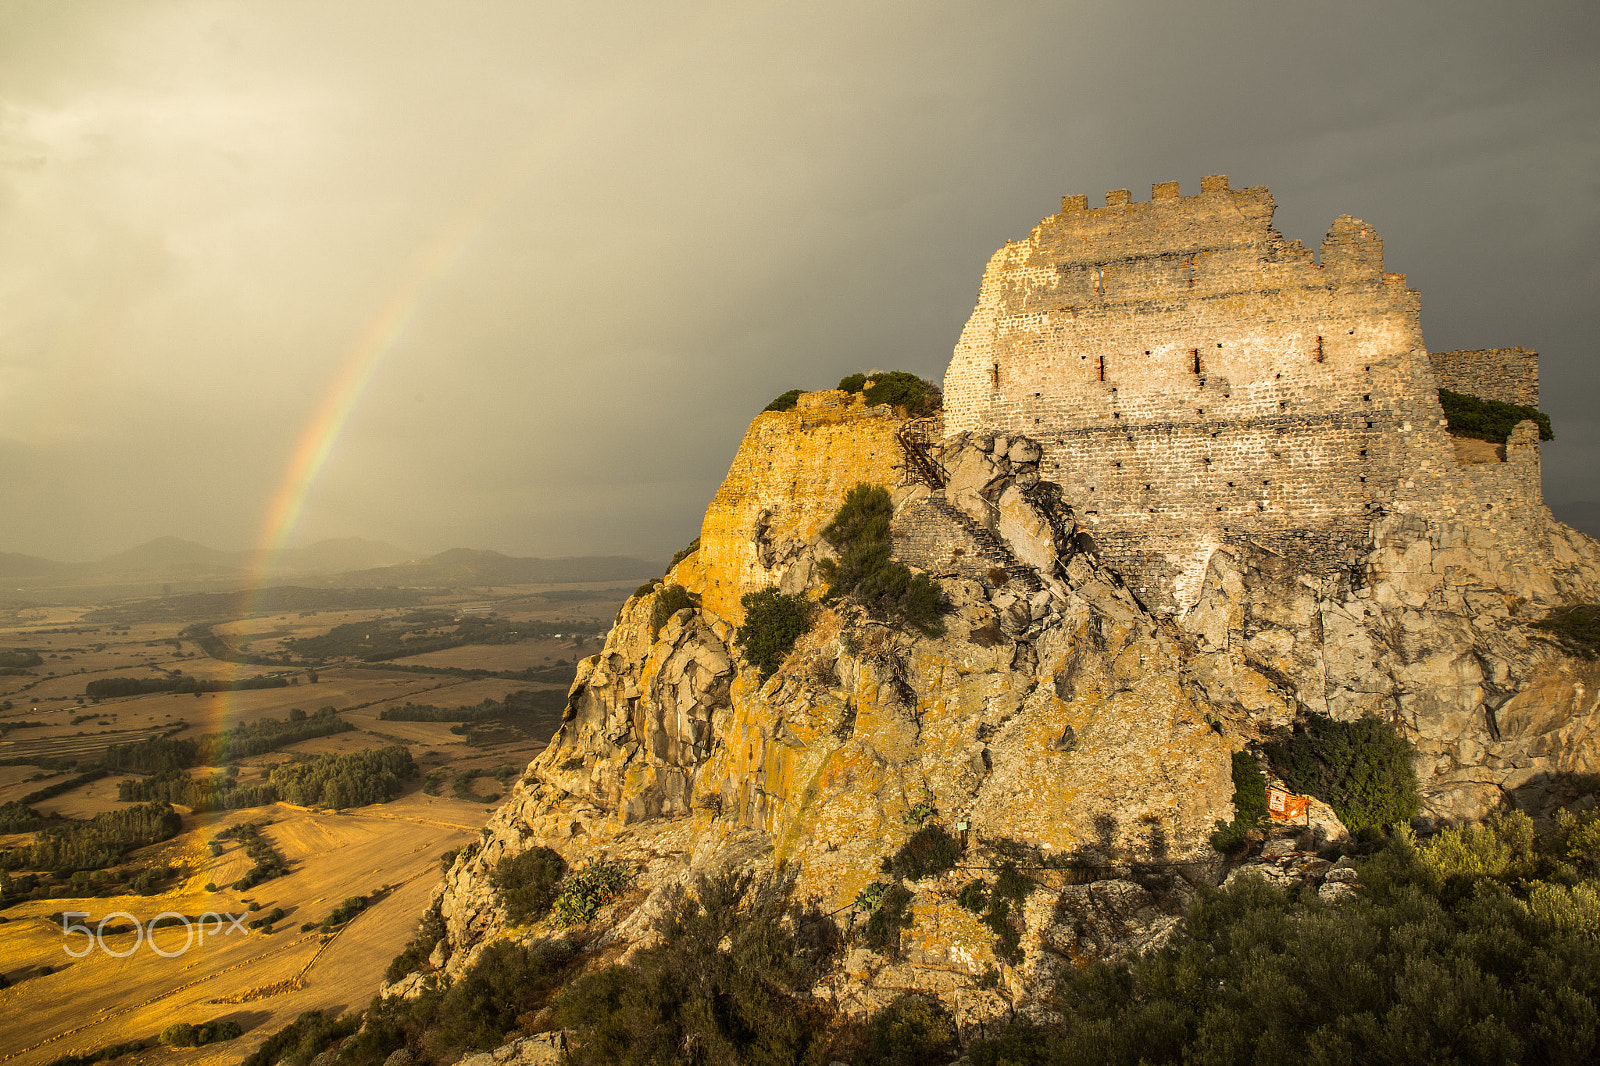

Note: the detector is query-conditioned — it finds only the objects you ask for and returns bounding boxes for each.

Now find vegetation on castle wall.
[735,586,815,680]
[963,810,1600,1066]
[839,370,943,418]
[1264,715,1421,836]
[667,536,700,573]
[1438,387,1554,443]
[492,845,567,924]
[820,483,945,636]
[1208,751,1269,854]
[764,388,803,412]
[648,583,698,640]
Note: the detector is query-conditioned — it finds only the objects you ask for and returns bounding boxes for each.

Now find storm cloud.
[2,1,1596,560]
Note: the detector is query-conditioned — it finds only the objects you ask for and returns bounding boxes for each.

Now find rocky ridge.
[396,389,1600,1035]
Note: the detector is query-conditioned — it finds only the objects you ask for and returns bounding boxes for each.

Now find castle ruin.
[942,176,1547,613]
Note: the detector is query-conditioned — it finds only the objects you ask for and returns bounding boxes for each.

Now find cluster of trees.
[269,745,414,808]
[117,769,276,812]
[0,649,43,669]
[0,803,181,873]
[159,1020,242,1047]
[85,673,289,699]
[0,801,44,833]
[103,708,352,772]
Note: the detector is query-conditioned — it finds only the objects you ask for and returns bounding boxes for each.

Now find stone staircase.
[924,495,1044,593]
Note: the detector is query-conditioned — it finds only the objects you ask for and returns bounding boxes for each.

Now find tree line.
[85,673,291,699]
[379,689,564,722]
[103,707,352,772]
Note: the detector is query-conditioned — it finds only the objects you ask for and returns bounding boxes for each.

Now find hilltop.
[260,178,1600,1063]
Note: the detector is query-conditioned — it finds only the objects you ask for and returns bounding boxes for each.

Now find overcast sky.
[1,1,1596,562]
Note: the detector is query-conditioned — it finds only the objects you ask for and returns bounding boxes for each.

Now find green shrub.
[885,825,961,881]
[1209,750,1269,853]
[838,370,942,417]
[551,873,830,1066]
[863,883,914,959]
[648,583,698,640]
[965,812,1600,1065]
[432,938,574,1055]
[764,388,803,412]
[1530,603,1600,659]
[959,860,1035,964]
[1265,714,1421,836]
[1439,387,1554,443]
[160,1019,242,1048]
[859,993,956,1066]
[384,902,446,982]
[552,860,632,926]
[41,1039,147,1066]
[735,587,815,680]
[492,846,566,923]
[819,483,945,636]
[240,1010,357,1066]
[666,536,700,572]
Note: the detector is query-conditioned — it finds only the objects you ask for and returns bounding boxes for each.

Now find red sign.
[1267,787,1309,821]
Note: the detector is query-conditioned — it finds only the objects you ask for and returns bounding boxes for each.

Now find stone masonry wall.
[675,390,905,624]
[943,176,1543,612]
[1429,348,1539,407]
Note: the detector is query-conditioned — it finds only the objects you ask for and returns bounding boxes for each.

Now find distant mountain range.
[0,537,662,598]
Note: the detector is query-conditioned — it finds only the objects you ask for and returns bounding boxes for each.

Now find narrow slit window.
[1315,335,1324,362]
[991,362,1000,387]
[1098,355,1105,382]
[1192,349,1201,374]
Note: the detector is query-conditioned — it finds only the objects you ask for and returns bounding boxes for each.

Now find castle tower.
[943,177,1541,613]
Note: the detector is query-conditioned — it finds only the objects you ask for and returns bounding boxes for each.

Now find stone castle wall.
[676,390,904,624]
[1429,347,1539,407]
[943,176,1545,612]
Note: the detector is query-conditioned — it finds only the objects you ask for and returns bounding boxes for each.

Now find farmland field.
[0,580,633,1065]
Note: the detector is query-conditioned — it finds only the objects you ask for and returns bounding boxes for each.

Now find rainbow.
[199,5,745,754]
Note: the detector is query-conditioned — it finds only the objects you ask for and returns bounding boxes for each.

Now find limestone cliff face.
[412,394,1600,1026]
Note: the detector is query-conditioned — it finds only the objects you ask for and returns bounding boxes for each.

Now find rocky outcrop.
[407,391,1600,1039]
